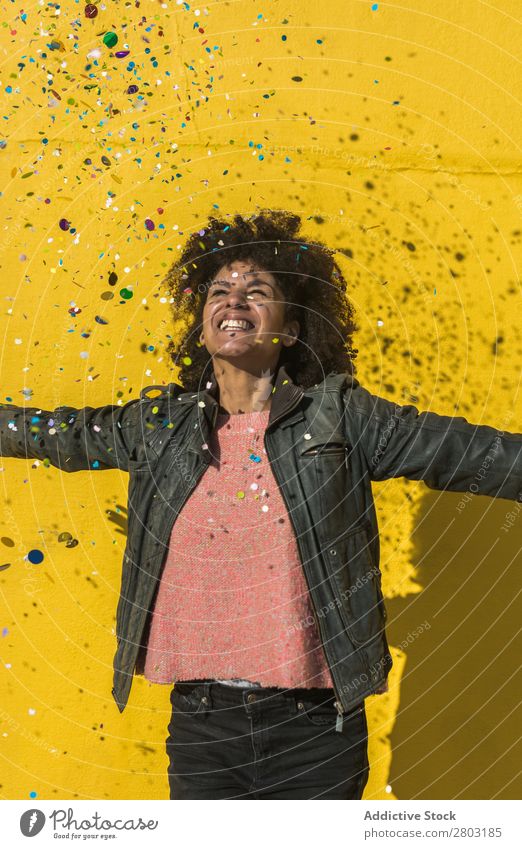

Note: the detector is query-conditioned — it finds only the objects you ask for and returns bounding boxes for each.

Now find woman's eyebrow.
[209,277,274,289]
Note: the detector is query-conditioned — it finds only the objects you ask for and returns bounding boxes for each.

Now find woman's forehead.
[210,262,284,292]
[212,259,272,278]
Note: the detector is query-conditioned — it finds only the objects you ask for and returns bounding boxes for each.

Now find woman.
[144,208,372,799]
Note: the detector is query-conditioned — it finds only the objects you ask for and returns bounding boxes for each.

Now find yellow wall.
[1,0,521,800]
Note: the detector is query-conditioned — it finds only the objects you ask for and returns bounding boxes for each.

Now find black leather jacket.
[1,364,521,716]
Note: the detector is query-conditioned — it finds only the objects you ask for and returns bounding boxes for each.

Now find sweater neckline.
[215,408,271,427]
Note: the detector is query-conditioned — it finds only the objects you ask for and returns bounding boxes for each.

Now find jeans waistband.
[173,679,337,709]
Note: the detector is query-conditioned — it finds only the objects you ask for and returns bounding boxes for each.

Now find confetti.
[27,550,44,565]
[58,532,72,543]
[103,32,118,48]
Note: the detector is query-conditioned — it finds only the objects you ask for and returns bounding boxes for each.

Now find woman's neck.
[213,362,275,415]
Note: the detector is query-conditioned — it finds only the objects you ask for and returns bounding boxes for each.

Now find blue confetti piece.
[27,550,44,565]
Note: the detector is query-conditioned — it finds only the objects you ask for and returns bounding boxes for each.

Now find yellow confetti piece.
[152,406,159,414]
[236,490,245,499]
[272,337,279,343]
[182,356,192,365]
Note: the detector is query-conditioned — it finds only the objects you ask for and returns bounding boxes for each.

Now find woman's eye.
[210,287,268,296]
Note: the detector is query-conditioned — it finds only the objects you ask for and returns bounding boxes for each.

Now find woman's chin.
[214,341,258,358]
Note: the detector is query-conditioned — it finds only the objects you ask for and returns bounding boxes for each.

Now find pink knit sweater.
[143,408,335,689]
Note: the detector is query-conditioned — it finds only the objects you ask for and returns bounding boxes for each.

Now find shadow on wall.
[385,489,522,800]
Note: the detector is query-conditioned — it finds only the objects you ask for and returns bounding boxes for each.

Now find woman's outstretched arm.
[344,383,522,503]
[0,397,143,473]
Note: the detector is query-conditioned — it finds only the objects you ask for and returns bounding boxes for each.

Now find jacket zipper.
[264,411,347,730]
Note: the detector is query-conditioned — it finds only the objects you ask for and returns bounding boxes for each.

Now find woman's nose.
[226,290,249,307]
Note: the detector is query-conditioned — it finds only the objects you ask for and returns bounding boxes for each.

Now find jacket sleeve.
[344,384,522,502]
[0,396,143,473]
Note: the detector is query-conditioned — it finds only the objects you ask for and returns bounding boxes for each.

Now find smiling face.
[199,259,300,371]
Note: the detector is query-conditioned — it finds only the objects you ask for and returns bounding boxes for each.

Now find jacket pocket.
[299,432,349,458]
[322,524,386,646]
[127,458,156,474]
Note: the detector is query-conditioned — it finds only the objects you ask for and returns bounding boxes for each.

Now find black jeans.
[166,680,370,799]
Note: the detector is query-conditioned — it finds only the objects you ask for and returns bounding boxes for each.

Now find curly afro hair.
[163,208,358,391]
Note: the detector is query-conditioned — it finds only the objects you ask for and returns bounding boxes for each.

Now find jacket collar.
[175,361,305,428]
